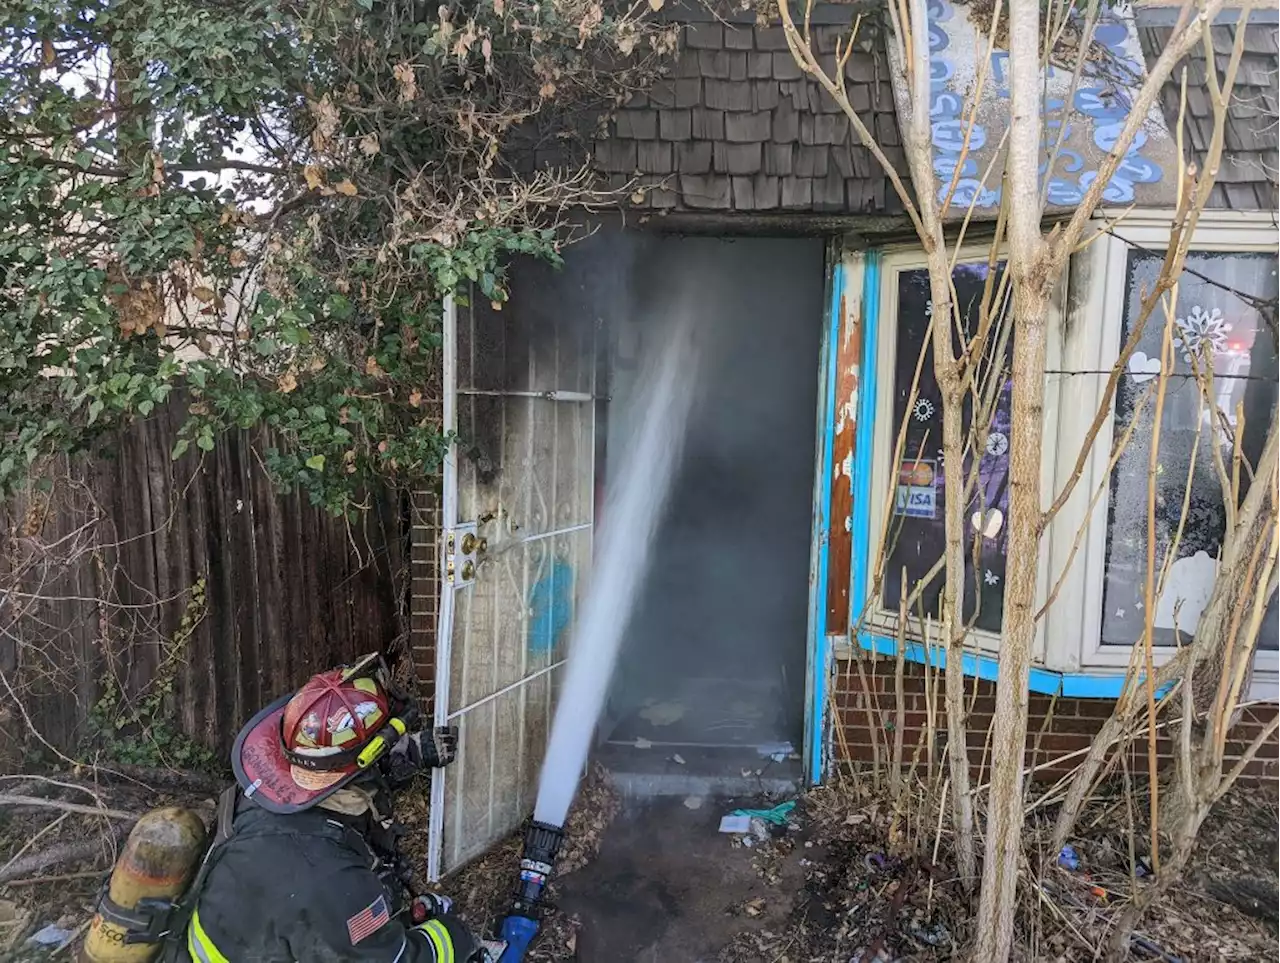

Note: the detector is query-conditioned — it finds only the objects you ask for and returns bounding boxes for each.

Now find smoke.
[532,307,700,827]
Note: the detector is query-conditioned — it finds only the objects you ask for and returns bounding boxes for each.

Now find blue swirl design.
[926,0,1162,210]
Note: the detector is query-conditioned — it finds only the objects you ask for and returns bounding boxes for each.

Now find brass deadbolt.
[461,560,476,581]
[461,533,478,555]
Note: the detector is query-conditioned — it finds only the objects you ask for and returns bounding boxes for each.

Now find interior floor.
[599,235,826,786]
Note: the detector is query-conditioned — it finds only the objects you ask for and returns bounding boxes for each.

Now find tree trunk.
[899,0,978,890]
[973,0,1046,956]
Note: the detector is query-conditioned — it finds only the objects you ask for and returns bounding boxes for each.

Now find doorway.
[599,235,827,791]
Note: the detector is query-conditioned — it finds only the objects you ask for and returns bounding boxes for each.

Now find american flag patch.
[347,894,390,944]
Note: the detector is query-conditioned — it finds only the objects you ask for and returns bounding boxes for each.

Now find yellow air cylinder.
[81,807,207,963]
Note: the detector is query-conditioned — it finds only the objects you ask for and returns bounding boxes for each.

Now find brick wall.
[408,486,441,716]
[834,655,1279,782]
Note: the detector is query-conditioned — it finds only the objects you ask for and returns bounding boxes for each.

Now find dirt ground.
[553,797,808,963]
[1,768,1277,962]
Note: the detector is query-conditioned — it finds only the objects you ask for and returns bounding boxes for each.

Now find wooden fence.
[0,396,404,761]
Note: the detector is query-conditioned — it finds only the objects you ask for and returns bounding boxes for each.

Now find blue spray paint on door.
[528,560,574,656]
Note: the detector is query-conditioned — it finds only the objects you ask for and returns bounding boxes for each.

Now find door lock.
[446,522,481,587]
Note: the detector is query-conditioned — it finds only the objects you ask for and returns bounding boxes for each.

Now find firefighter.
[178,654,480,962]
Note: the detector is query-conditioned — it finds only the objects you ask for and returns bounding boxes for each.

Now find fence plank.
[0,396,402,761]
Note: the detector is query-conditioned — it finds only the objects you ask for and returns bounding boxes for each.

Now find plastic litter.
[1135,855,1154,878]
[1057,844,1080,871]
[719,814,752,834]
[755,741,795,762]
[905,916,951,947]
[864,852,887,872]
[683,795,703,810]
[27,924,77,949]
[729,801,795,825]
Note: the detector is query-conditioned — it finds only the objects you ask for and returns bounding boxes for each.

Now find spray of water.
[532,314,699,827]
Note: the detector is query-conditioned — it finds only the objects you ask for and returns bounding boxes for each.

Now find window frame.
[1046,209,1280,693]
[864,246,1064,659]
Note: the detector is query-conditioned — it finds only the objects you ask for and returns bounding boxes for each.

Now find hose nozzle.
[509,821,564,919]
[497,821,564,962]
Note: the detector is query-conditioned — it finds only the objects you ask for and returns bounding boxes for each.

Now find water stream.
[532,313,699,826]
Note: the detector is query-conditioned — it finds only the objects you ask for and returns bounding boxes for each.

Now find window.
[1100,250,1278,650]
[880,265,1011,634]
[864,252,1060,655]
[1047,211,1279,693]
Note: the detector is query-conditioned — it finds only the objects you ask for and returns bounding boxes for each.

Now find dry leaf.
[303,165,325,191]
[630,190,645,204]
[358,133,381,157]
[228,249,247,268]
[494,0,504,14]
[365,356,384,376]
[42,38,56,67]
[408,390,423,408]
[393,62,418,103]
[277,371,298,394]
[334,179,358,197]
[539,80,557,99]
[192,285,215,304]
[489,300,502,312]
[648,0,664,10]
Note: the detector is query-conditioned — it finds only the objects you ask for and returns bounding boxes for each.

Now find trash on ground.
[719,813,752,834]
[639,702,686,726]
[743,897,766,917]
[683,795,704,810]
[729,800,795,826]
[671,753,686,765]
[1058,844,1080,871]
[633,737,652,749]
[1135,854,1154,878]
[27,924,76,949]
[905,915,951,947]
[755,740,795,761]
[864,852,887,872]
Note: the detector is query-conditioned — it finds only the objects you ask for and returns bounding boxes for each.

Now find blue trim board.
[807,255,845,785]
[848,251,881,631]
[854,632,1173,700]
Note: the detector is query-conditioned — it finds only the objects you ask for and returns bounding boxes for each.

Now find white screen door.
[427,287,598,879]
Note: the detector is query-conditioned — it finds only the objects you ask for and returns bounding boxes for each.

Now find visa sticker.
[895,460,937,519]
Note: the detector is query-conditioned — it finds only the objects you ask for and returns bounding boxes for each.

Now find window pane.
[1102,250,1278,649]
[881,264,1010,634]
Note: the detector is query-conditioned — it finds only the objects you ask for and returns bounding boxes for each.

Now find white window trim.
[865,247,1063,660]
[1046,209,1279,696]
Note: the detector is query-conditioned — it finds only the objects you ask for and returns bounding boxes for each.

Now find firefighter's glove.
[421,726,458,768]
[386,726,459,787]
[410,893,454,924]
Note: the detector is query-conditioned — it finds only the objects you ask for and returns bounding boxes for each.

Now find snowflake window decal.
[986,431,1009,458]
[1173,305,1231,365]
[912,398,936,422]
[984,569,1000,586]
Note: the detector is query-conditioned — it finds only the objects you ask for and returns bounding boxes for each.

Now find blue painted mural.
[922,0,1171,211]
